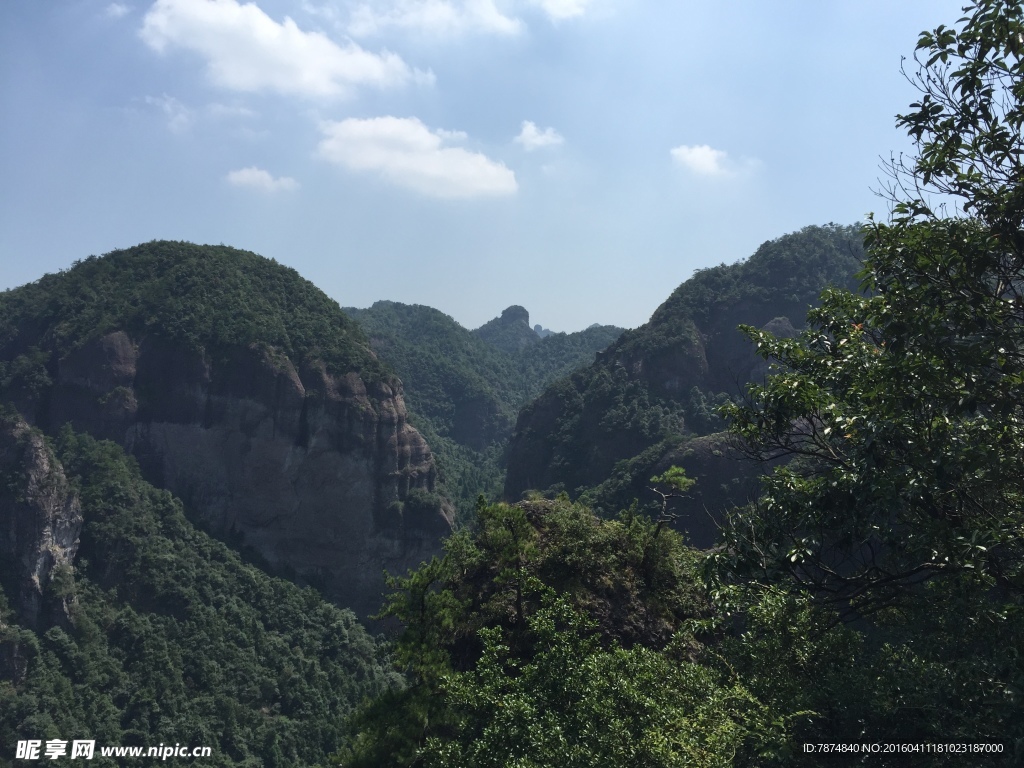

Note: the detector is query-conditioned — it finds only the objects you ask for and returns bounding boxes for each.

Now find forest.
[2,1,1024,765]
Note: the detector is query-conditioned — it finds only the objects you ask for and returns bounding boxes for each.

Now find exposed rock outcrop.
[0,417,82,629]
[31,331,449,618]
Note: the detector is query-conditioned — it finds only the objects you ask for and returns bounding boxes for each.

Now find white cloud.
[226,166,299,191]
[145,93,193,131]
[318,116,517,199]
[140,0,416,99]
[530,0,594,20]
[670,144,731,177]
[106,3,131,18]
[514,120,563,151]
[346,0,522,37]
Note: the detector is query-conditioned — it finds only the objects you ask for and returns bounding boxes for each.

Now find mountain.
[503,224,866,545]
[472,305,539,354]
[0,414,395,766]
[344,302,525,451]
[0,241,451,618]
[343,301,623,520]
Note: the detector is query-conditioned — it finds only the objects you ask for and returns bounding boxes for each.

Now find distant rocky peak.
[500,305,530,325]
[474,306,540,354]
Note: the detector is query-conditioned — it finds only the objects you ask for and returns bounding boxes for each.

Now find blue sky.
[1,0,964,331]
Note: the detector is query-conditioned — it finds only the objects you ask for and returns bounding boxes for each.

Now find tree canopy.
[0,423,396,767]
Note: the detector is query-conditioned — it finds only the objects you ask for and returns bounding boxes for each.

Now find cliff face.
[33,330,447,618]
[0,242,452,619]
[0,417,82,629]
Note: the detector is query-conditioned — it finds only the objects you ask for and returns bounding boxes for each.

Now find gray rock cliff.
[0,417,82,629]
[33,331,449,619]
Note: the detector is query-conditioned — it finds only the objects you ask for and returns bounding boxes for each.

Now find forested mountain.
[0,242,451,618]
[0,414,396,767]
[344,301,622,520]
[504,224,865,545]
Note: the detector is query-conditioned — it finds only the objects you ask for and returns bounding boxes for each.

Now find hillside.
[504,224,866,545]
[344,301,622,519]
[0,415,395,767]
[0,241,451,618]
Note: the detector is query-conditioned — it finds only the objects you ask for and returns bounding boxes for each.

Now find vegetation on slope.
[345,301,622,521]
[503,224,865,538]
[0,241,386,415]
[472,305,539,355]
[8,2,1024,764]
[0,423,397,767]
[344,302,525,448]
[336,497,789,767]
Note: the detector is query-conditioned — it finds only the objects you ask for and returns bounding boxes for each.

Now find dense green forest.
[344,300,622,520]
[0,241,385,406]
[0,418,396,767]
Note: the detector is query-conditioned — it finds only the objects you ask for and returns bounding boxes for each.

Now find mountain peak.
[499,305,530,325]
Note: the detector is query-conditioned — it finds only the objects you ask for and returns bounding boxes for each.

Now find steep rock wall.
[33,331,449,618]
[0,417,82,629]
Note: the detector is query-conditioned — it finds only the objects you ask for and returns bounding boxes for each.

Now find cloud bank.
[318,116,517,199]
[337,0,600,37]
[530,0,595,20]
[141,0,417,98]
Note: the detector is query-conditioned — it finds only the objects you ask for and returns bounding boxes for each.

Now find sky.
[1,0,966,332]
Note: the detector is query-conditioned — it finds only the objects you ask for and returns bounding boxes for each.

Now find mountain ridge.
[503,224,866,544]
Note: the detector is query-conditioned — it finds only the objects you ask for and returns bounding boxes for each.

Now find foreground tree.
[714,0,1024,753]
[337,499,791,767]
[720,0,1024,618]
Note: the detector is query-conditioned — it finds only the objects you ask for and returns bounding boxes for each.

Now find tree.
[717,0,1024,619]
[648,466,696,535]
[417,594,781,768]
[883,0,1024,226]
[711,1,1024,752]
[336,498,788,767]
